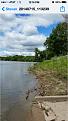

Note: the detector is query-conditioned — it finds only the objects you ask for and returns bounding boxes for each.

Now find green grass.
[29,55,67,95]
[32,55,68,79]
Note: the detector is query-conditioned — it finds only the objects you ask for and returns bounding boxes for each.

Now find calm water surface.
[0,61,38,121]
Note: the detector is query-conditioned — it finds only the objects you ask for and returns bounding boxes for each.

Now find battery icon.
[62,1,67,3]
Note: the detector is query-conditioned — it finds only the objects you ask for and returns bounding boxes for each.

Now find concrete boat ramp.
[31,95,68,121]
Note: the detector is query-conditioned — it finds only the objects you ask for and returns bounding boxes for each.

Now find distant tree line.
[0,55,35,62]
[35,22,67,61]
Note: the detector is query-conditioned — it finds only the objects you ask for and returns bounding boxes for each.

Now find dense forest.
[0,22,67,62]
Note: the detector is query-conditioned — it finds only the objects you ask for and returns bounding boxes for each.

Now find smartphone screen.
[0,1,68,121]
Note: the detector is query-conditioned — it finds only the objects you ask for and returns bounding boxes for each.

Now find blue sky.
[37,23,58,36]
[0,14,65,56]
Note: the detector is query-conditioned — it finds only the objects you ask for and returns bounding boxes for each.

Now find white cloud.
[0,14,65,56]
[0,50,35,56]
[23,25,38,35]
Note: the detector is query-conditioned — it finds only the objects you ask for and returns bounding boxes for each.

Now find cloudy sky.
[0,14,65,56]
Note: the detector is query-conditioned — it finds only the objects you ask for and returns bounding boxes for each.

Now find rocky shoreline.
[29,65,67,96]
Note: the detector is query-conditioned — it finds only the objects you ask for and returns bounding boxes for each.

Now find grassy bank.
[29,55,68,96]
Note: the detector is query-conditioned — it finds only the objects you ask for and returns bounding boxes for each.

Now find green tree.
[35,48,40,61]
[44,22,67,58]
[35,48,46,62]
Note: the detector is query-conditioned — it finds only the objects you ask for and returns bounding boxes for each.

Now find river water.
[0,61,38,121]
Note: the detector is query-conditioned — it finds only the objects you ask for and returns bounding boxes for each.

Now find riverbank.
[26,95,68,121]
[29,55,67,96]
[34,96,68,121]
